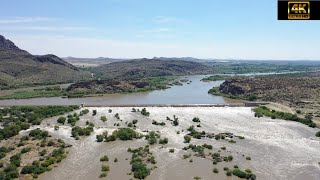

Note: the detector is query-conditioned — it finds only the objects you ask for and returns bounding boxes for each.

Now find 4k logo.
[288,2,310,19]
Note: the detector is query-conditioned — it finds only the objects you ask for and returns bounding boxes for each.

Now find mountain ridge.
[0,35,90,87]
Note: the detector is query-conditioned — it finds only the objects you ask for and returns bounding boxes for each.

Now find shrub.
[246,156,251,160]
[92,110,97,116]
[184,135,191,143]
[21,147,31,154]
[159,138,168,144]
[57,117,66,124]
[169,149,174,153]
[213,168,219,173]
[173,119,179,126]
[10,153,21,167]
[316,131,320,137]
[232,169,247,178]
[96,134,104,142]
[39,149,46,156]
[101,165,110,172]
[114,158,118,162]
[100,116,107,122]
[29,129,48,139]
[131,161,150,179]
[54,125,59,130]
[113,128,137,140]
[71,126,94,138]
[100,155,109,162]
[141,108,150,116]
[99,173,107,178]
[248,95,257,101]
[192,117,200,122]
[245,169,252,173]
[132,119,138,124]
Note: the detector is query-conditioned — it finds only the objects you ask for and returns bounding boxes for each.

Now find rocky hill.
[218,72,320,108]
[0,35,90,87]
[93,58,213,80]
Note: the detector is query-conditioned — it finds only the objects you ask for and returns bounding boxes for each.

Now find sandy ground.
[33,107,320,180]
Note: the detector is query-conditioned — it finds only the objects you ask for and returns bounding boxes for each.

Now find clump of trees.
[187,125,203,139]
[145,131,160,145]
[152,120,165,126]
[29,129,49,140]
[232,168,256,179]
[67,113,80,126]
[113,128,137,140]
[253,106,316,127]
[57,117,66,124]
[141,108,150,116]
[71,126,94,139]
[96,128,139,142]
[0,106,78,140]
[128,146,154,179]
[80,109,89,116]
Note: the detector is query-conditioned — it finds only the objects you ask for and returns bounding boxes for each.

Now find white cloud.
[4,34,320,60]
[0,26,94,31]
[153,16,181,24]
[0,17,58,24]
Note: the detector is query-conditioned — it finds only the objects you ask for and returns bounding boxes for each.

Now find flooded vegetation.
[16,106,317,180]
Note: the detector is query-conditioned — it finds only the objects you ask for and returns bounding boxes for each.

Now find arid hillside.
[93,58,213,80]
[219,72,320,109]
[0,35,90,87]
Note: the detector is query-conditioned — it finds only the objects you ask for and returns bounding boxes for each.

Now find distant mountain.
[63,57,128,67]
[93,58,213,80]
[0,35,90,87]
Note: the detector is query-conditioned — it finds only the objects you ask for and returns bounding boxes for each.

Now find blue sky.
[1,0,319,59]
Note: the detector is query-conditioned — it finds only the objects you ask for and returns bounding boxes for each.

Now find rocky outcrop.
[219,79,245,95]
[67,80,150,93]
[0,35,27,53]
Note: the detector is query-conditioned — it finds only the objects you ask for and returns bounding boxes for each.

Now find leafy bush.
[316,131,320,137]
[96,134,104,142]
[100,116,107,122]
[57,117,66,124]
[92,110,97,116]
[159,138,168,144]
[192,117,200,122]
[29,128,49,139]
[21,147,31,154]
[213,168,219,173]
[184,135,191,143]
[141,108,150,116]
[71,126,94,138]
[253,106,316,127]
[131,161,150,179]
[112,128,137,140]
[100,155,109,162]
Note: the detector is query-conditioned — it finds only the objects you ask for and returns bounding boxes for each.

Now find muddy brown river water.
[0,76,225,106]
[30,107,320,180]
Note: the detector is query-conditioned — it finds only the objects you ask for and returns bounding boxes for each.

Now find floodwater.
[36,107,320,180]
[0,75,225,106]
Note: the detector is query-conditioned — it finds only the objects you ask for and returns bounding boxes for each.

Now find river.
[0,75,225,106]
